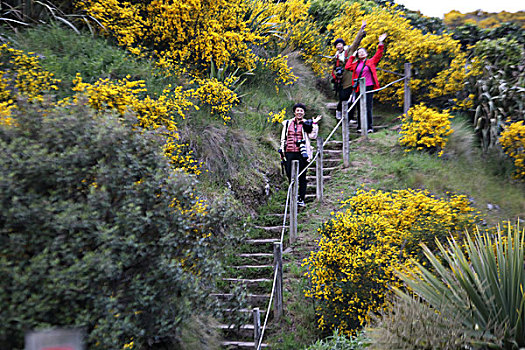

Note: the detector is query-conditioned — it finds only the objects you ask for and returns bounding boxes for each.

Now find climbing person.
[345,32,387,133]
[279,103,322,207]
[332,20,367,121]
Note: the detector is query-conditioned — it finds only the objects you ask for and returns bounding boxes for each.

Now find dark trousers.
[336,87,353,115]
[350,86,374,130]
[284,152,308,201]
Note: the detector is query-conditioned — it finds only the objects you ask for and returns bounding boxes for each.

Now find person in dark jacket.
[331,21,367,121]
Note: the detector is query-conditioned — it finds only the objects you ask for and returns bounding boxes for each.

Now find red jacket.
[345,43,384,92]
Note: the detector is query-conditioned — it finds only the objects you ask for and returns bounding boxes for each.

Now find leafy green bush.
[0,99,237,349]
[305,330,370,350]
[397,222,525,349]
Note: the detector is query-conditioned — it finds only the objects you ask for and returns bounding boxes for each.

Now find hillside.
[1,1,525,349]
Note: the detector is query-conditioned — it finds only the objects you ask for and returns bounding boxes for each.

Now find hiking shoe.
[368,129,374,133]
[297,199,306,207]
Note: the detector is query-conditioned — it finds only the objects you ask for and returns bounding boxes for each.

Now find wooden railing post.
[289,160,298,244]
[359,77,367,137]
[316,136,324,202]
[273,242,283,320]
[404,63,411,115]
[253,307,261,350]
[342,101,350,167]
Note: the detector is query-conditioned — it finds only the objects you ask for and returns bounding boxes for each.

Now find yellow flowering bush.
[263,55,297,92]
[267,108,286,124]
[327,3,474,107]
[61,74,201,174]
[192,77,240,124]
[302,188,478,335]
[78,0,262,71]
[499,121,525,180]
[399,103,454,157]
[0,44,59,117]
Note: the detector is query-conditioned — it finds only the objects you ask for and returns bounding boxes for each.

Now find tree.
[0,99,237,349]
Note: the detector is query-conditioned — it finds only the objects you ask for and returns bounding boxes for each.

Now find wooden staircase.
[215,139,344,349]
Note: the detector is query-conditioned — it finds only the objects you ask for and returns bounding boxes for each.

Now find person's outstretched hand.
[361,20,367,29]
[313,115,323,123]
[379,33,387,42]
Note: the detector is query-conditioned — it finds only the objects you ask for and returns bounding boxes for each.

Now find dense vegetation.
[1,0,524,349]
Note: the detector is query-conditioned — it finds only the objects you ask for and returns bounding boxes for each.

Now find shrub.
[368,294,497,350]
[499,120,525,179]
[399,103,454,157]
[397,222,525,349]
[0,43,59,104]
[302,188,478,336]
[192,77,240,124]
[0,99,237,349]
[470,37,525,152]
[305,329,370,350]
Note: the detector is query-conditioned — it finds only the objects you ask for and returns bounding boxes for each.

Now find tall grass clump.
[395,222,525,349]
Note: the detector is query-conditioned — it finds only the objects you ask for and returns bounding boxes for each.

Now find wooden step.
[323,149,342,154]
[229,265,273,269]
[216,324,256,330]
[264,213,289,218]
[222,308,267,314]
[253,225,284,232]
[245,238,280,244]
[212,293,270,303]
[306,175,331,181]
[222,278,272,284]
[220,341,269,348]
[238,253,273,258]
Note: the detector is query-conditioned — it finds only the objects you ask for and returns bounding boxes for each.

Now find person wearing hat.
[332,21,367,121]
[278,103,322,207]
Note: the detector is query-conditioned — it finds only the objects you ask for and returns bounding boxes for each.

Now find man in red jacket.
[345,33,387,133]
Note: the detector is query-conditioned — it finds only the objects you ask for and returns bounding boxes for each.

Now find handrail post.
[359,77,367,137]
[273,242,283,320]
[342,101,350,167]
[404,63,411,115]
[289,160,298,244]
[316,136,324,202]
[253,307,261,350]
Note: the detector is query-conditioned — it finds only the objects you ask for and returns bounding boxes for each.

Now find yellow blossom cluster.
[263,55,297,92]
[499,120,525,180]
[302,188,478,335]
[78,0,262,71]
[267,108,286,124]
[399,103,454,157]
[61,74,200,173]
[327,3,470,106]
[0,44,59,124]
[192,77,240,124]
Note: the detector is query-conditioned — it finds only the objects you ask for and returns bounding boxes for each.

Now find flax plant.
[397,223,525,349]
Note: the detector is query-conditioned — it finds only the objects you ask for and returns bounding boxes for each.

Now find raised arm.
[346,21,367,57]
